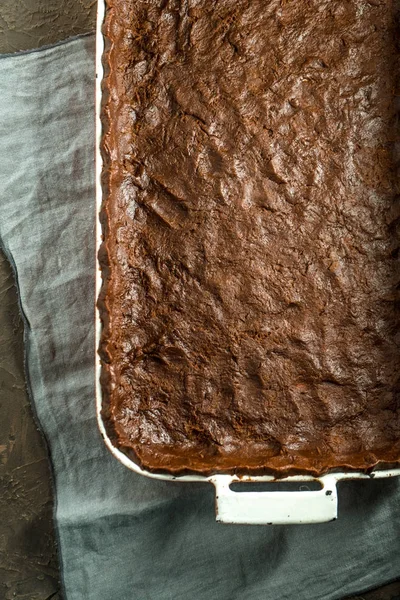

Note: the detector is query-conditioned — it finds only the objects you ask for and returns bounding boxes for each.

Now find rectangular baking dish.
[95,0,400,525]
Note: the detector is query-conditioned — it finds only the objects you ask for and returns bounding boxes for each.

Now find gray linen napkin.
[0,33,399,600]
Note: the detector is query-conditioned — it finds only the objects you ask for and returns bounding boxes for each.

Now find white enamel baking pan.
[95,0,400,525]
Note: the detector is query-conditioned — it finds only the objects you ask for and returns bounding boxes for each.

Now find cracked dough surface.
[101,0,400,475]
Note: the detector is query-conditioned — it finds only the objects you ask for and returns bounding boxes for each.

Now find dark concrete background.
[0,1,96,53]
[0,2,398,599]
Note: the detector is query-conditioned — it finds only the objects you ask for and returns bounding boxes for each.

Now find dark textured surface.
[0,2,96,599]
[0,254,61,600]
[0,0,96,53]
[0,1,399,599]
[346,581,400,600]
[101,0,400,476]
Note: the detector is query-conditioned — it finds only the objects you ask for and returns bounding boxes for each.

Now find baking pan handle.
[210,475,338,525]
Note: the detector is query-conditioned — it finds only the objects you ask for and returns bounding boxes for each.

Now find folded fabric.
[0,34,399,600]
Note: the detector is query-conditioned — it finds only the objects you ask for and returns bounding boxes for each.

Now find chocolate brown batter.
[100,0,400,476]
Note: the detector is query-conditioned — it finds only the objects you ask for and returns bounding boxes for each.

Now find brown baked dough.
[99,0,400,476]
